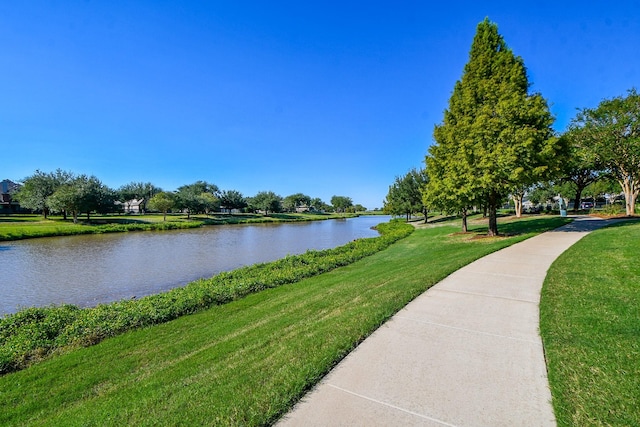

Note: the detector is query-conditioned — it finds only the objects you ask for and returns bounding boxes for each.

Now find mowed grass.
[0,213,357,241]
[0,214,196,240]
[541,220,640,427]
[0,215,92,239]
[0,216,569,426]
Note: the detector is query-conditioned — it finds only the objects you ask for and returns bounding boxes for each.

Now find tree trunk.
[461,209,468,232]
[163,211,167,221]
[487,192,499,237]
[622,178,631,216]
[63,210,68,220]
[512,194,523,218]
[423,207,428,224]
[573,187,584,214]
[72,211,78,224]
[621,177,639,216]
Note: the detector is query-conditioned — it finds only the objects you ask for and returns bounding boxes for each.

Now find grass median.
[541,220,640,427]
[0,215,569,426]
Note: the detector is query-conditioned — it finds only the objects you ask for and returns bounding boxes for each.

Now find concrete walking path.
[277,217,610,427]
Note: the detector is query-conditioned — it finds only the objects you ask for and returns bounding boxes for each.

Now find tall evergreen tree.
[426,18,560,235]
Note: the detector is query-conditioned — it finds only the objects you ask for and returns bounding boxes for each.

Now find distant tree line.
[385,18,640,235]
[13,172,366,222]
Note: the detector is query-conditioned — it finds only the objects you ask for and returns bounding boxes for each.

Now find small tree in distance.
[15,169,74,219]
[330,195,353,213]
[148,192,175,221]
[219,190,247,214]
[251,191,282,215]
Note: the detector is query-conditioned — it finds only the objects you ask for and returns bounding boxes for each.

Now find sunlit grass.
[0,212,359,241]
[541,220,640,427]
[0,215,570,426]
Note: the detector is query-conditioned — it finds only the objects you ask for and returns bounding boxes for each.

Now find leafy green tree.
[353,204,367,212]
[310,197,329,212]
[200,192,219,215]
[250,191,282,215]
[330,195,353,213]
[583,178,618,207]
[175,181,219,219]
[148,192,175,221]
[571,89,640,216]
[219,190,247,213]
[425,141,478,231]
[283,193,312,212]
[117,182,162,214]
[384,169,426,222]
[46,184,80,222]
[556,128,607,213]
[94,183,117,215]
[46,175,108,223]
[426,18,560,235]
[15,169,73,218]
[528,182,558,207]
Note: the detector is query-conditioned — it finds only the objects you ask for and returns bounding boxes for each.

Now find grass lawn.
[0,215,569,426]
[541,220,640,427]
[0,212,358,241]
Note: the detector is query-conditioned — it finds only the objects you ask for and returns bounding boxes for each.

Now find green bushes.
[0,220,412,375]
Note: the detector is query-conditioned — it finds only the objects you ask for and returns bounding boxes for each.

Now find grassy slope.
[1,216,569,426]
[541,220,640,427]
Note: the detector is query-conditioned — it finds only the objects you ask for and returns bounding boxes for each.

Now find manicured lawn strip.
[0,216,570,426]
[0,215,201,240]
[540,220,640,427]
[0,213,358,241]
[0,221,412,375]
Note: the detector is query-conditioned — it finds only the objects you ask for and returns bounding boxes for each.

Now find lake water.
[0,216,390,315]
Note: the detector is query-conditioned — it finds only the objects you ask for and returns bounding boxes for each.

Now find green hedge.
[0,220,412,375]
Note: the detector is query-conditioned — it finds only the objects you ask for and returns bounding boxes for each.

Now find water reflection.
[0,216,389,315]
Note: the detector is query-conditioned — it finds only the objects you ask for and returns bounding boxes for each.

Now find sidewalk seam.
[431,288,539,304]
[395,316,542,345]
[451,271,543,280]
[326,384,458,427]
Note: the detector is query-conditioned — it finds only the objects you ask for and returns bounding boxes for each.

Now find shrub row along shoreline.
[0,220,413,375]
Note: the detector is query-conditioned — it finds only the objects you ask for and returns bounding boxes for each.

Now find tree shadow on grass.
[467,216,574,237]
[550,217,639,233]
[83,218,149,225]
[0,215,44,223]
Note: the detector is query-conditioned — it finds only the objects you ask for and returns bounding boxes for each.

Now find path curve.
[277,216,610,426]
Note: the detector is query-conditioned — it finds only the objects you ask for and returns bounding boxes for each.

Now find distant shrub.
[0,221,412,375]
[600,204,623,216]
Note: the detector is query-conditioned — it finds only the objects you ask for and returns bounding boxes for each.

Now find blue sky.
[1,1,639,209]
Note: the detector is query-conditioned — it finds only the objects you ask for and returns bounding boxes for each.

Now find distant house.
[295,204,311,213]
[0,179,22,213]
[115,198,145,214]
